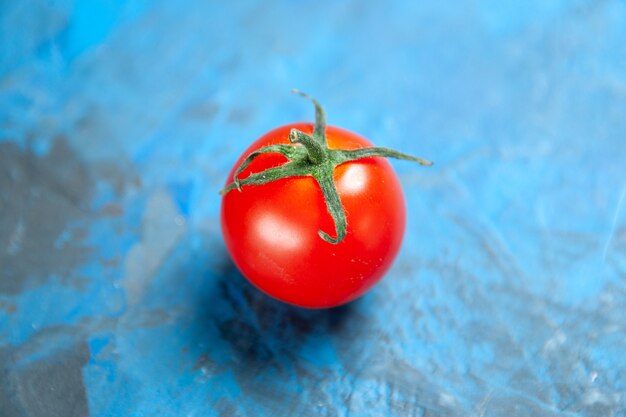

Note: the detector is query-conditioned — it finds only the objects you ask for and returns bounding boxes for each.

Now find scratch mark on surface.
[475,389,494,417]
[123,190,186,305]
[602,186,626,263]
[6,217,25,255]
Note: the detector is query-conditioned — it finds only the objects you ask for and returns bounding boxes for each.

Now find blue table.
[1,1,626,416]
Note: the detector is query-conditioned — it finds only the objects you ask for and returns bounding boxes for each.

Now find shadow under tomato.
[197,255,360,369]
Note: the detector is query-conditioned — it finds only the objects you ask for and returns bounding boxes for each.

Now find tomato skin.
[220,123,406,308]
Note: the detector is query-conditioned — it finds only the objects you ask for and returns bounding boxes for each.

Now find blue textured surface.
[2,1,626,416]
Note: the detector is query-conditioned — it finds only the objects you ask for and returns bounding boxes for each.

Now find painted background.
[1,0,626,416]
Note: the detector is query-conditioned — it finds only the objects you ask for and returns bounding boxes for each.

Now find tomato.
[220,93,431,308]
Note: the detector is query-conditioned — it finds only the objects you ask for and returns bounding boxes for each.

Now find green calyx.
[220,90,433,245]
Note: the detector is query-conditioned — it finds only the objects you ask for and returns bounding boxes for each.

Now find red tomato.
[220,123,407,308]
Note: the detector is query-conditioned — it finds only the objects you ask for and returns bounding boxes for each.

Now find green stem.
[221,161,313,195]
[231,144,309,191]
[313,165,346,244]
[289,129,326,164]
[291,89,327,146]
[220,91,433,244]
[331,147,433,166]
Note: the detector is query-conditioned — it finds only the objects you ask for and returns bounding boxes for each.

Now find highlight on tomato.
[220,91,432,308]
